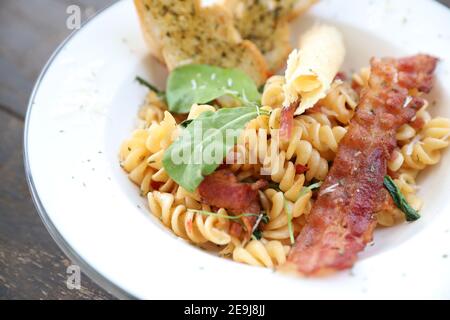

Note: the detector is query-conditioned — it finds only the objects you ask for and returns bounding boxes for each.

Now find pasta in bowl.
[119,21,449,275]
[23,0,450,298]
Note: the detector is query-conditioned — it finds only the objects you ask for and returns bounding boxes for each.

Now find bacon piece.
[229,222,243,239]
[396,55,437,93]
[198,169,268,238]
[150,180,164,190]
[280,102,299,140]
[351,80,363,96]
[305,105,323,115]
[335,72,347,81]
[283,55,438,275]
[410,117,426,131]
[217,163,229,170]
[295,164,308,175]
[375,189,397,214]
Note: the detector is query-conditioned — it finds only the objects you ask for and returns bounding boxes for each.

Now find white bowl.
[25,0,450,299]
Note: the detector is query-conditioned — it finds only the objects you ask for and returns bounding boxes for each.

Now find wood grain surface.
[0,0,449,300]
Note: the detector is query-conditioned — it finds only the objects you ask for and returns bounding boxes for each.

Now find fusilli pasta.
[294,114,347,156]
[261,75,285,108]
[148,191,232,245]
[120,60,450,270]
[317,80,359,125]
[232,239,290,268]
[260,188,312,241]
[401,117,450,170]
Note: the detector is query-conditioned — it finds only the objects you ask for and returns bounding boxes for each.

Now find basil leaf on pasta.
[252,230,263,240]
[179,119,193,128]
[384,176,421,222]
[135,76,165,98]
[163,106,268,192]
[166,64,261,113]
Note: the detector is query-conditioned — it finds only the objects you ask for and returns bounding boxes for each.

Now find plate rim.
[23,0,135,299]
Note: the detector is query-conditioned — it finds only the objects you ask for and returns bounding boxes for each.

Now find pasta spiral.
[120,111,178,195]
[261,75,285,108]
[260,188,312,241]
[388,149,404,172]
[396,100,432,143]
[294,114,347,156]
[138,91,166,128]
[376,208,405,227]
[119,129,158,195]
[318,80,359,125]
[278,125,329,181]
[401,117,450,170]
[173,185,206,210]
[396,124,418,142]
[232,239,290,268]
[377,169,422,227]
[148,191,232,245]
[120,129,150,172]
[236,111,330,182]
[146,111,179,154]
[352,67,370,89]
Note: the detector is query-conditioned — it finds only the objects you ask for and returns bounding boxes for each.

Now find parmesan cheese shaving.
[283,25,346,115]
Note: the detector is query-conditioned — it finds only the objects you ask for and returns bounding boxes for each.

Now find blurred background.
[0,0,449,300]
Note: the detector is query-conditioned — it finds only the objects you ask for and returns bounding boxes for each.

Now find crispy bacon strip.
[198,169,267,238]
[280,102,299,140]
[283,54,438,275]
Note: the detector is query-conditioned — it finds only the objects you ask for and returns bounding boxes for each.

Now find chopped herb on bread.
[134,0,269,85]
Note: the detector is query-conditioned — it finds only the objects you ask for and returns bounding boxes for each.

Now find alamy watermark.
[66,264,81,290]
[66,5,82,30]
[166,124,285,176]
[66,5,97,30]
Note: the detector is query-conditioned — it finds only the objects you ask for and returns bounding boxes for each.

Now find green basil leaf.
[384,176,421,222]
[267,182,281,191]
[252,230,263,240]
[260,213,269,225]
[166,64,261,113]
[179,119,193,128]
[135,76,165,98]
[163,106,267,192]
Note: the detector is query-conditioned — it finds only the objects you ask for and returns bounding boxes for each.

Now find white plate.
[25,0,450,299]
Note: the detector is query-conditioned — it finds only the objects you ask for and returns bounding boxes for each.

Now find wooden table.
[0,0,117,300]
[0,0,449,300]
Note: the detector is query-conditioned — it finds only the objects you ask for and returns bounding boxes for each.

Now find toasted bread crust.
[134,0,165,63]
[287,0,318,21]
[225,0,317,73]
[134,0,269,84]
